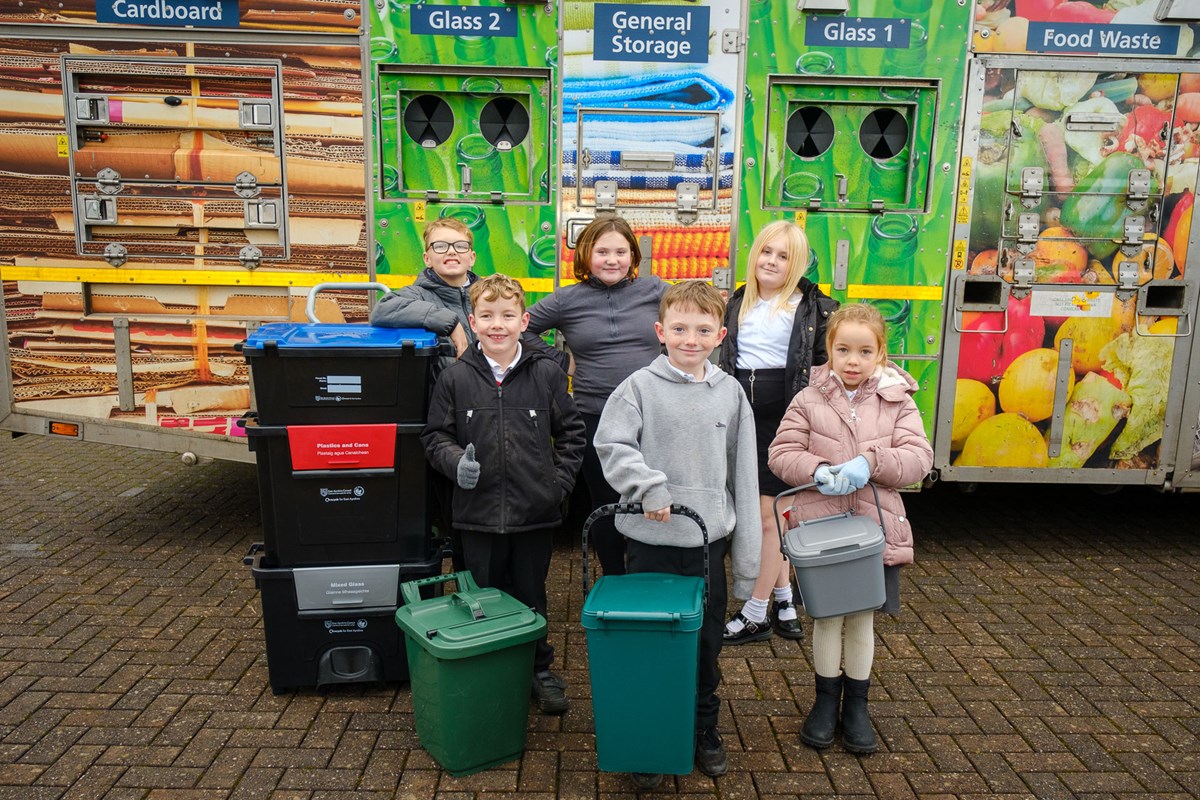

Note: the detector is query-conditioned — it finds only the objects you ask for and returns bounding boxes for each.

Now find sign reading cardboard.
[96,0,239,27]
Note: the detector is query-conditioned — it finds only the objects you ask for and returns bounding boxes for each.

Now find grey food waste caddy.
[777,483,886,619]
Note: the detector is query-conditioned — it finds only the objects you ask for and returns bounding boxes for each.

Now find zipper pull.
[466,409,473,421]
[748,370,755,403]
[530,409,538,428]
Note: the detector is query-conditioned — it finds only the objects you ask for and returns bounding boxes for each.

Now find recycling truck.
[2,0,1199,491]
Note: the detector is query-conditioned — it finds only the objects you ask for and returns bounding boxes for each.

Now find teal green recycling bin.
[395,572,547,776]
[581,572,705,774]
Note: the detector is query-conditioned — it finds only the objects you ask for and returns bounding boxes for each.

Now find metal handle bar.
[305,281,391,323]
[772,481,887,554]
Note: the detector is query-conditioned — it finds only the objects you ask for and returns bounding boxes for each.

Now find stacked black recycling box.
[242,323,443,693]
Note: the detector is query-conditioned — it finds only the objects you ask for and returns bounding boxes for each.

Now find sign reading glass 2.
[410,5,518,37]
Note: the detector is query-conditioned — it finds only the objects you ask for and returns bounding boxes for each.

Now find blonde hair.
[469,273,526,313]
[825,303,888,360]
[659,280,726,323]
[739,221,810,324]
[423,217,473,248]
[572,214,642,282]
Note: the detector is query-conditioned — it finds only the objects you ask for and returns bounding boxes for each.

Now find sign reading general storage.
[594,3,710,64]
[96,0,240,26]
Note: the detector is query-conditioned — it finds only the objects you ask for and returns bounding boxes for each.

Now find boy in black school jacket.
[422,274,586,714]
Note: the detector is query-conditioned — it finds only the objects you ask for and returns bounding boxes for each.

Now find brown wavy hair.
[572,214,642,283]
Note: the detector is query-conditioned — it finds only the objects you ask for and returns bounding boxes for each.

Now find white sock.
[726,596,769,632]
[772,586,797,620]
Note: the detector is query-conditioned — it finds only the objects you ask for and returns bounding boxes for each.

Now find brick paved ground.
[1,432,1198,799]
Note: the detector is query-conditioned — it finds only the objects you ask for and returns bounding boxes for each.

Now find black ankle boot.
[800,674,841,749]
[840,677,877,754]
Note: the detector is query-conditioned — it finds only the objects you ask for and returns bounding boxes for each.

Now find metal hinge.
[239,245,263,269]
[1020,166,1044,209]
[234,171,260,199]
[676,183,699,224]
[722,30,745,53]
[103,242,127,267]
[595,180,618,211]
[96,167,122,195]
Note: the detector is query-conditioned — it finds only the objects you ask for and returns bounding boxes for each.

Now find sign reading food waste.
[1029,288,1115,318]
[1026,23,1179,56]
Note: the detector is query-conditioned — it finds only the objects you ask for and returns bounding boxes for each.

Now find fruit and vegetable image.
[952,60,1189,470]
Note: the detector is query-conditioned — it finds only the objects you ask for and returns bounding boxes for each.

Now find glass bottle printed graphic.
[864,213,918,357]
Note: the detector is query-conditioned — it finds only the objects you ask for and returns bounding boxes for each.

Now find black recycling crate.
[246,545,444,693]
[243,323,439,426]
[246,419,434,568]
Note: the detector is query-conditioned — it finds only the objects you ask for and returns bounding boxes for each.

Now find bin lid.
[580,573,704,632]
[783,513,885,565]
[395,585,547,659]
[244,323,439,355]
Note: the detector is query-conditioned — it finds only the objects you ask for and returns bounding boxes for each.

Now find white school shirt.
[735,293,801,370]
[482,342,523,383]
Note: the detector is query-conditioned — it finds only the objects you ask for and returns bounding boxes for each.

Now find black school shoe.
[532,670,570,715]
[771,600,805,641]
[694,726,728,776]
[629,772,664,790]
[722,611,772,645]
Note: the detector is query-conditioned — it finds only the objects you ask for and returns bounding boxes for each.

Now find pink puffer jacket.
[767,362,933,566]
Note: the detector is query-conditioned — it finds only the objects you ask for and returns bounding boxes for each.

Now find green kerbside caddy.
[395,572,546,776]
[580,503,708,775]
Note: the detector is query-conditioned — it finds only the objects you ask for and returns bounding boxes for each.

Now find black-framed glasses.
[427,240,472,254]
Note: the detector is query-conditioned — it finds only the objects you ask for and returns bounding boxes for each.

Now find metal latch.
[721,29,745,53]
[1121,216,1146,256]
[96,167,122,195]
[711,267,732,290]
[461,164,472,194]
[239,245,263,269]
[580,149,592,170]
[74,95,109,124]
[1016,213,1040,253]
[244,199,280,228]
[81,195,117,224]
[1128,169,1151,211]
[238,99,274,130]
[619,151,674,172]
[1020,166,1044,209]
[1064,112,1125,131]
[103,242,127,267]
[676,183,699,224]
[1116,260,1139,295]
[595,180,618,210]
[234,171,260,199]
[1011,257,1035,296]
[835,173,848,204]
[796,0,849,11]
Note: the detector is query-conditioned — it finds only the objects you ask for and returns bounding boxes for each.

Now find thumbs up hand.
[457,443,481,490]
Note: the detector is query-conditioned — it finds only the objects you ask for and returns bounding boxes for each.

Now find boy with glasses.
[371,218,479,374]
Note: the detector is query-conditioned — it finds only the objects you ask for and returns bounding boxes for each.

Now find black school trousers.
[625,535,729,732]
[580,412,626,576]
[459,527,556,673]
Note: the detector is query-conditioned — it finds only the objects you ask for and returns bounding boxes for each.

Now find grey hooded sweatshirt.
[594,354,762,600]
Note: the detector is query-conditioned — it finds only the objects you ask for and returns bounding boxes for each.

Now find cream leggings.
[811,610,874,681]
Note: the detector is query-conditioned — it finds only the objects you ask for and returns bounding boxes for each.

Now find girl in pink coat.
[767,303,933,755]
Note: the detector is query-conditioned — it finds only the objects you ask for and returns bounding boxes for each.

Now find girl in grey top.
[525,215,666,576]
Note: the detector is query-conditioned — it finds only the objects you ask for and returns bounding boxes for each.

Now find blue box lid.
[244,323,439,353]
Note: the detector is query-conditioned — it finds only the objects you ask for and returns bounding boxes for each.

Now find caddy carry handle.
[772,481,888,554]
[400,570,481,607]
[305,281,392,323]
[581,502,710,610]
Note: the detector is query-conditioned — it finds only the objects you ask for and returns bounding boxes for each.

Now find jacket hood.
[810,361,918,401]
[644,353,730,387]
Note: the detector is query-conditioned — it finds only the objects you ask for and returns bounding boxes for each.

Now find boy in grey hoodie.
[594,281,761,787]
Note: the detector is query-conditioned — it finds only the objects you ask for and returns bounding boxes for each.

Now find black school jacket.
[718,278,838,398]
[422,346,586,533]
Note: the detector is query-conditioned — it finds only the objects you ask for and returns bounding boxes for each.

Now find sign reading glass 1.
[805,16,910,48]
[410,4,518,37]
